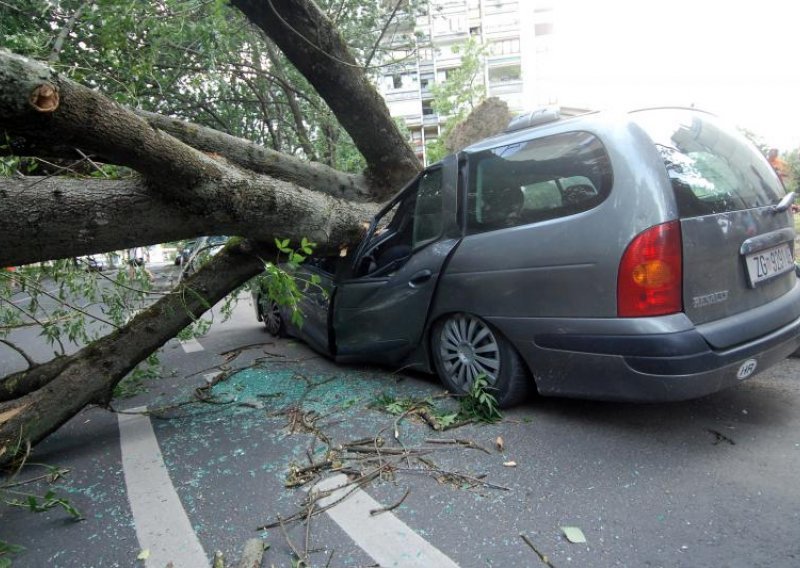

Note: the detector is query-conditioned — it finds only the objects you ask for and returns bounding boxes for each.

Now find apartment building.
[378,0,557,163]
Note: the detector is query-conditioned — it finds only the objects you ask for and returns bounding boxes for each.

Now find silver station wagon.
[256,108,800,406]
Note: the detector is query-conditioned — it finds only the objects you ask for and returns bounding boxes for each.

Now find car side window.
[412,167,443,248]
[466,131,612,234]
[355,166,443,277]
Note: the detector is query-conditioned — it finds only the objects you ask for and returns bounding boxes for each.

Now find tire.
[260,297,285,337]
[431,313,531,408]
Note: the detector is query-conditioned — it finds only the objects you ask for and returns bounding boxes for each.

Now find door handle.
[408,269,433,288]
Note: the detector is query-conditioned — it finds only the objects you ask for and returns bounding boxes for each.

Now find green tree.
[426,37,487,163]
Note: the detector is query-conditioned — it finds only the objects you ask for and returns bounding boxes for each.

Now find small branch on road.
[424,437,492,454]
[278,514,306,566]
[520,534,557,568]
[707,429,736,445]
[369,487,409,516]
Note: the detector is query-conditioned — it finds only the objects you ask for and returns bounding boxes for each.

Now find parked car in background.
[179,236,229,280]
[255,107,800,406]
[174,241,196,266]
[77,255,104,272]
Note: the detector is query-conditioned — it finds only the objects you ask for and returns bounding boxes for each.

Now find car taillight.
[618,221,682,317]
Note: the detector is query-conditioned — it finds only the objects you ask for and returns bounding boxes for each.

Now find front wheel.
[431,313,530,408]
[260,297,285,337]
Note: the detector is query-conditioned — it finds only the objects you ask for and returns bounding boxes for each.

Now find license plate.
[745,243,794,287]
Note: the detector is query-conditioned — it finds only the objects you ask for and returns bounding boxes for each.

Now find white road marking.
[179,338,205,353]
[313,474,460,568]
[11,288,60,305]
[118,407,208,568]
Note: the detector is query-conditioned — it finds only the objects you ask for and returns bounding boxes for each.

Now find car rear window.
[466,131,612,234]
[632,109,786,218]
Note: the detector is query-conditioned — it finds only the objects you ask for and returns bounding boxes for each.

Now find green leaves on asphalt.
[373,376,502,430]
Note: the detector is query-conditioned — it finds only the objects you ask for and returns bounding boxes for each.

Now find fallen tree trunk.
[0,241,266,465]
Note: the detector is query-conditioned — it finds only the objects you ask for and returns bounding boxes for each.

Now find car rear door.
[332,155,460,362]
[634,109,799,348]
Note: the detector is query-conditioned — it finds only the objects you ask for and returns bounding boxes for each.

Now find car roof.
[460,107,717,155]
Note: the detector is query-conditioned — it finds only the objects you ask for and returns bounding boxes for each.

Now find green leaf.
[561,526,587,544]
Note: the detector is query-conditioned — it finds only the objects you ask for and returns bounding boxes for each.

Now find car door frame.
[330,154,461,363]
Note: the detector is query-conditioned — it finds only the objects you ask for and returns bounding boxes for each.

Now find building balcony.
[383,89,421,102]
[488,80,523,96]
[403,114,423,128]
[430,29,469,42]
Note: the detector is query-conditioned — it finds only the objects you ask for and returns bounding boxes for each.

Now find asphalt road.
[1,274,799,568]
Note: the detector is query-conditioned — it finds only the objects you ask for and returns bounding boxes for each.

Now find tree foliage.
[426,37,487,163]
[1,0,421,172]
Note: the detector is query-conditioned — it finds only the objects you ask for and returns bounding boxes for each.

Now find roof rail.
[505,106,561,133]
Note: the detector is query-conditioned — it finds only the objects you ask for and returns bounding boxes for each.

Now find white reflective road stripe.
[314,474,460,568]
[118,408,208,568]
[179,338,204,353]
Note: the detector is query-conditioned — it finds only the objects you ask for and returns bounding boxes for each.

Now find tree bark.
[135,109,371,201]
[0,51,219,191]
[0,174,376,267]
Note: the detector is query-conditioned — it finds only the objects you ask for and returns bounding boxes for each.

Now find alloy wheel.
[263,299,283,336]
[438,314,500,389]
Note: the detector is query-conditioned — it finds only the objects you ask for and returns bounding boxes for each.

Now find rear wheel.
[431,313,530,408]
[260,297,285,337]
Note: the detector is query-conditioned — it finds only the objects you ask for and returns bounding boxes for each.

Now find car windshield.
[632,109,785,218]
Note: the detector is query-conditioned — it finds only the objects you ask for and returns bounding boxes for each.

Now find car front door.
[332,154,460,363]
[292,261,336,355]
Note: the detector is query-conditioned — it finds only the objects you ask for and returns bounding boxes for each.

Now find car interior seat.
[481,186,525,228]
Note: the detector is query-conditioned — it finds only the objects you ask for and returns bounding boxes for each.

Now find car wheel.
[431,313,531,408]
[261,297,285,337]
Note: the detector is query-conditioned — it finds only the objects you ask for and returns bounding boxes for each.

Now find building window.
[386,72,419,91]
[488,64,521,84]
[490,38,520,55]
[422,101,435,116]
[469,25,480,36]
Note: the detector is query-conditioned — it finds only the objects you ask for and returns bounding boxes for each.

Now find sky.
[553,0,800,150]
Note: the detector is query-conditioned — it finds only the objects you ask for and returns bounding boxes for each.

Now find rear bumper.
[517,315,800,402]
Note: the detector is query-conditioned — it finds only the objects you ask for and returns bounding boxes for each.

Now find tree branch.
[133,109,371,201]
[232,0,420,198]
[0,50,226,192]
[0,338,35,368]
[48,2,89,64]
